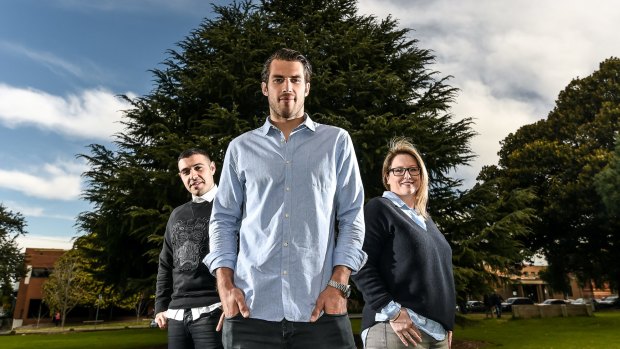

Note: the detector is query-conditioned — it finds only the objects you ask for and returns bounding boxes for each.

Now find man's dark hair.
[261,48,313,83]
[178,148,211,162]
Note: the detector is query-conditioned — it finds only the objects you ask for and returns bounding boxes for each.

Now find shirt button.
[283,241,289,247]
[285,213,289,218]
[285,160,290,164]
[283,270,288,275]
[286,187,290,191]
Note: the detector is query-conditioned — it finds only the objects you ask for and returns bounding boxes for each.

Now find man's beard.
[275,106,302,120]
[270,98,303,119]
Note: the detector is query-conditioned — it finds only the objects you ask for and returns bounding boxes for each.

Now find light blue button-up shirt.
[204,115,367,322]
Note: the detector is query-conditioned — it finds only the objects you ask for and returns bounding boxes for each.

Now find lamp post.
[95,294,102,327]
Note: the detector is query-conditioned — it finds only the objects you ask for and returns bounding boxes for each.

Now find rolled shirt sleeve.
[333,131,367,274]
[204,143,242,274]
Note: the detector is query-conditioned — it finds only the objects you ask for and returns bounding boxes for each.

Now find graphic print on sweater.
[171,217,209,272]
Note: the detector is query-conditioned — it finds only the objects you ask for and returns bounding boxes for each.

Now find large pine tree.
[77,0,476,293]
[496,57,620,292]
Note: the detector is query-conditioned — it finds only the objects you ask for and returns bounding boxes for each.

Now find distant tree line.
[490,58,620,293]
[0,204,27,316]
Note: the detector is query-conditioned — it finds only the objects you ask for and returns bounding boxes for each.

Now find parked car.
[572,297,598,310]
[597,295,620,309]
[466,300,487,313]
[501,297,534,311]
[572,297,595,305]
[541,299,567,305]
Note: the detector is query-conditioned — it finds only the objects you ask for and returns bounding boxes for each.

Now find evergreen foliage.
[496,57,620,292]
[442,165,537,299]
[595,135,620,215]
[0,203,27,306]
[77,0,475,292]
[77,0,534,304]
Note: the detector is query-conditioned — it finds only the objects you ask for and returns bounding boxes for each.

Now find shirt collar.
[382,191,410,209]
[258,113,316,136]
[383,191,427,229]
[192,184,218,203]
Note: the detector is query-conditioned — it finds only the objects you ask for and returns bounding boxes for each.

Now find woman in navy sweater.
[352,138,455,349]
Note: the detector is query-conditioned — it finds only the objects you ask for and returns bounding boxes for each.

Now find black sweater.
[352,197,456,332]
[155,201,219,314]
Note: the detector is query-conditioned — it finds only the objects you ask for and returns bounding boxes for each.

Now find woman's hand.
[389,308,422,347]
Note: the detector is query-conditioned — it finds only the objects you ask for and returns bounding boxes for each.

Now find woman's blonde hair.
[381,137,429,218]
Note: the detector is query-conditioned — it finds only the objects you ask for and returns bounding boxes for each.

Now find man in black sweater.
[154,148,222,349]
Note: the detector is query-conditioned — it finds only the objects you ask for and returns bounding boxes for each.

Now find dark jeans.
[167,309,223,349]
[222,313,356,349]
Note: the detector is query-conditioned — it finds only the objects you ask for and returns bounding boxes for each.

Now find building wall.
[12,248,66,328]
[497,264,613,303]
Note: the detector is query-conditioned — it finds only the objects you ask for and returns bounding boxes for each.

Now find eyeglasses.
[389,167,420,176]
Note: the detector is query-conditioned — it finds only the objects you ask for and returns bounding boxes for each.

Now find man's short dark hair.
[178,148,211,162]
[261,48,313,83]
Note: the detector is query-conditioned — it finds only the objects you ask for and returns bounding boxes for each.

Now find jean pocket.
[322,312,348,317]
[224,312,244,320]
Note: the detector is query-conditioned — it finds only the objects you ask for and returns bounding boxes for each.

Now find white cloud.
[0,159,86,200]
[15,234,73,251]
[451,80,541,188]
[3,201,45,217]
[357,0,620,187]
[2,200,75,220]
[0,83,133,140]
[0,41,112,84]
[55,0,214,15]
[0,40,85,79]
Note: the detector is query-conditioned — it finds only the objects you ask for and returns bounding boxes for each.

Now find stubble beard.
[277,108,302,120]
[270,97,304,120]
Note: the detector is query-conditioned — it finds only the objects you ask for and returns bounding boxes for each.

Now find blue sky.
[2,0,620,250]
[1,0,227,248]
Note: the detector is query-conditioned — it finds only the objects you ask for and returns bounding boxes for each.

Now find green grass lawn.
[454,311,620,349]
[0,328,168,349]
[2,312,619,349]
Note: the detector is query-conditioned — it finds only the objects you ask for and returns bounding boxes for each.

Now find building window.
[30,268,52,278]
[28,299,51,319]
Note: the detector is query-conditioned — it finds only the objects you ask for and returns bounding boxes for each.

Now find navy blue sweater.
[352,197,456,332]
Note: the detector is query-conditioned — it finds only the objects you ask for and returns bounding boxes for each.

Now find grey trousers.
[364,322,449,349]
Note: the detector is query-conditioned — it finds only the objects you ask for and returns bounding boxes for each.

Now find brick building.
[498,264,613,302]
[12,248,66,328]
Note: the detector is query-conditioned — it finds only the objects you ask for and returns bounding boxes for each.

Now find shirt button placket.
[281,135,293,317]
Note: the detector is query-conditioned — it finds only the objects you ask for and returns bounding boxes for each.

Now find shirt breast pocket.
[310,165,336,192]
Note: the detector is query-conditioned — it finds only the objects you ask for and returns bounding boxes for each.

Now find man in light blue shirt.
[204,48,366,348]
